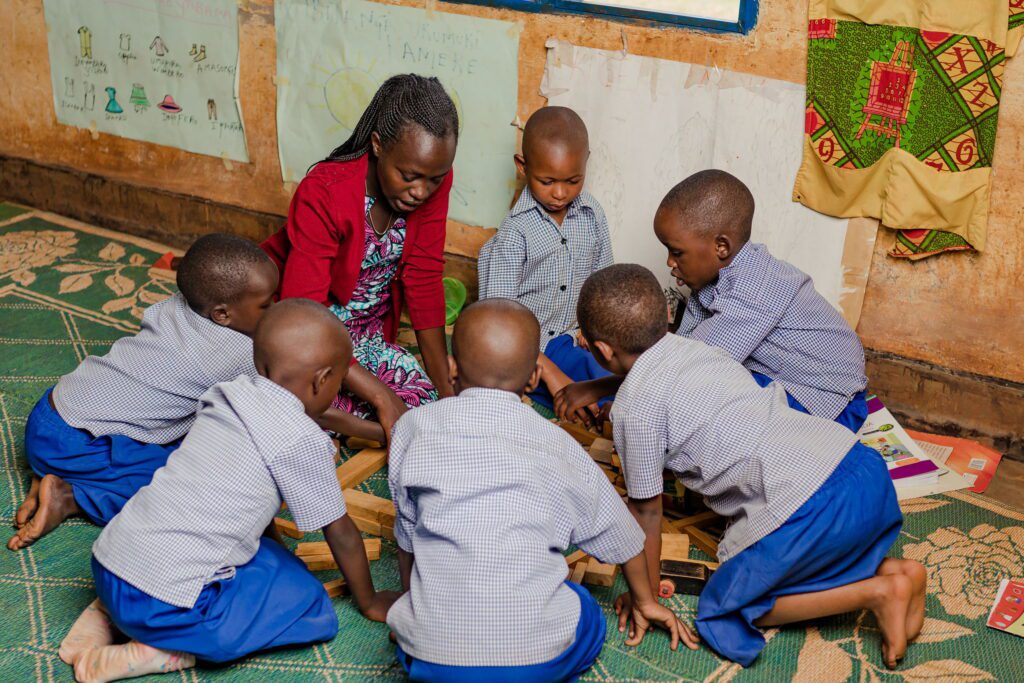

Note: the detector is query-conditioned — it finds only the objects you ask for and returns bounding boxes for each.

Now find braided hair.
[321,74,459,163]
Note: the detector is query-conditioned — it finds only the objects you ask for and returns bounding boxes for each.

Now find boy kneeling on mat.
[60,300,397,682]
[578,264,926,669]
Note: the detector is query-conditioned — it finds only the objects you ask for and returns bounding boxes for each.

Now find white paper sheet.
[541,41,861,310]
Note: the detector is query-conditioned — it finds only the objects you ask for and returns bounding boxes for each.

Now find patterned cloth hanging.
[794,1,1024,259]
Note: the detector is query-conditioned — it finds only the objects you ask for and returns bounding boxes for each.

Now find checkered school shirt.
[52,292,257,444]
[478,188,613,352]
[677,242,867,420]
[93,375,344,609]
[613,334,859,563]
[386,387,644,667]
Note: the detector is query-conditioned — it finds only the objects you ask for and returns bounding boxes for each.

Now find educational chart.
[275,0,520,228]
[542,41,877,321]
[42,0,248,162]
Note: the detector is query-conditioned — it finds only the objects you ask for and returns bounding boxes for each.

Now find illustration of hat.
[157,95,182,113]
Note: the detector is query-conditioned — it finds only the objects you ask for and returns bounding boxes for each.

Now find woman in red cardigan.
[262,75,458,441]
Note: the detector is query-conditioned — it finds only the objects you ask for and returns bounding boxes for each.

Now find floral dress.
[330,197,437,417]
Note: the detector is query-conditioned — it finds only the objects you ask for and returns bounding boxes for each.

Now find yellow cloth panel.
[808,0,1008,47]
[794,139,992,251]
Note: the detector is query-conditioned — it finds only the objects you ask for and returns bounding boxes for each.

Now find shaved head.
[522,106,589,162]
[452,299,540,393]
[253,299,352,414]
[657,169,754,243]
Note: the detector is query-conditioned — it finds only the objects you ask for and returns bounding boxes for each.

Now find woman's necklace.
[365,183,395,237]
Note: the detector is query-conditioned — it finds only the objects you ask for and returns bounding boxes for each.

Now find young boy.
[577,264,925,669]
[9,234,278,551]
[478,106,614,412]
[59,299,398,682]
[386,299,695,681]
[557,170,868,432]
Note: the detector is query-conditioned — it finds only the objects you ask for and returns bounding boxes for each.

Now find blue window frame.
[453,0,758,34]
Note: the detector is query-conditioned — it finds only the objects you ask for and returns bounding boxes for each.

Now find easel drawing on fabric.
[857,41,917,148]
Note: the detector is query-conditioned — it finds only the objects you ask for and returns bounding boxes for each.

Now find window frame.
[453,0,759,34]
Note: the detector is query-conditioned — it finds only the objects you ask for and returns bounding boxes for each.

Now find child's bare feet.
[7,475,80,550]
[73,641,195,683]
[59,599,116,665]
[877,558,927,642]
[13,476,41,528]
[868,572,912,669]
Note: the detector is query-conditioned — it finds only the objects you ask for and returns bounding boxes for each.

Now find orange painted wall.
[1,0,1022,383]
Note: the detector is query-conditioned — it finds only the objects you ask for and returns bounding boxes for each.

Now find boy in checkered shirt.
[59,299,398,681]
[577,264,924,669]
[10,234,278,551]
[478,106,616,413]
[558,170,868,432]
[385,299,695,681]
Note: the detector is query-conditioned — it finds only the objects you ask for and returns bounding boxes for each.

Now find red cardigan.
[262,154,451,343]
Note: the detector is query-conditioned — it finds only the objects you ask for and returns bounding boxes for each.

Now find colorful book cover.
[858,396,941,482]
[987,580,1024,638]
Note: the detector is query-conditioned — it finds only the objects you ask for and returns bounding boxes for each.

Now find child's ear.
[370,131,382,158]
[592,340,616,366]
[209,303,231,327]
[523,361,543,394]
[513,154,527,177]
[312,366,332,395]
[447,355,458,390]
[715,234,733,261]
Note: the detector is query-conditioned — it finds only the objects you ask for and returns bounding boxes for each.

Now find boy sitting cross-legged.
[386,298,695,682]
[59,299,398,683]
[577,264,925,669]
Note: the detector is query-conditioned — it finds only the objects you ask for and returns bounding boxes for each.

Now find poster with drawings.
[42,0,248,162]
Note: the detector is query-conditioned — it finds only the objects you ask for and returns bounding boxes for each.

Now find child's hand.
[630,600,700,651]
[373,393,407,445]
[575,329,591,352]
[360,590,402,623]
[554,382,601,426]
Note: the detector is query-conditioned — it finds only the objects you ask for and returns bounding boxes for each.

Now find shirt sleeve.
[687,290,786,364]
[592,203,614,271]
[279,177,340,305]
[402,172,452,331]
[268,433,346,531]
[569,458,645,565]
[387,414,418,553]
[477,223,526,301]
[614,411,668,500]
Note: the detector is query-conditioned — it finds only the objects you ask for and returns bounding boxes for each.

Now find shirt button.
[561,238,567,245]
[559,285,567,291]
[548,330,555,336]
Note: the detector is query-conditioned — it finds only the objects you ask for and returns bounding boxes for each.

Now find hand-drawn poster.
[542,41,878,323]
[275,0,520,228]
[42,0,249,162]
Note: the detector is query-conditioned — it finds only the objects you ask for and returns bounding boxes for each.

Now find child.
[386,298,694,682]
[9,234,278,550]
[263,74,460,444]
[59,299,398,682]
[557,170,868,432]
[478,106,613,413]
[577,264,925,669]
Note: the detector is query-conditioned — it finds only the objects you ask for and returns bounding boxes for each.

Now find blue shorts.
[695,443,901,666]
[93,538,338,663]
[529,334,614,410]
[396,580,605,682]
[25,388,180,525]
[750,372,868,433]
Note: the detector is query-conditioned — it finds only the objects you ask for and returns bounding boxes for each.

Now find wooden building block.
[683,525,719,558]
[661,533,690,561]
[660,517,679,533]
[570,560,588,584]
[296,538,381,561]
[303,557,338,572]
[588,438,615,465]
[273,517,303,539]
[362,537,382,560]
[564,549,588,567]
[336,448,387,490]
[611,452,621,469]
[346,436,383,450]
[599,466,617,484]
[322,578,348,598]
[349,514,382,537]
[343,489,397,527]
[670,510,722,531]
[602,421,613,440]
[558,421,598,447]
[583,558,617,587]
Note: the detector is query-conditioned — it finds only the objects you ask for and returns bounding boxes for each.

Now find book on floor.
[987,580,1024,638]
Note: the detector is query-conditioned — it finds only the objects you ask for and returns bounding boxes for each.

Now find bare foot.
[868,573,912,669]
[60,599,117,666]
[7,475,80,550]
[902,560,927,641]
[13,476,41,528]
[74,641,195,683]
